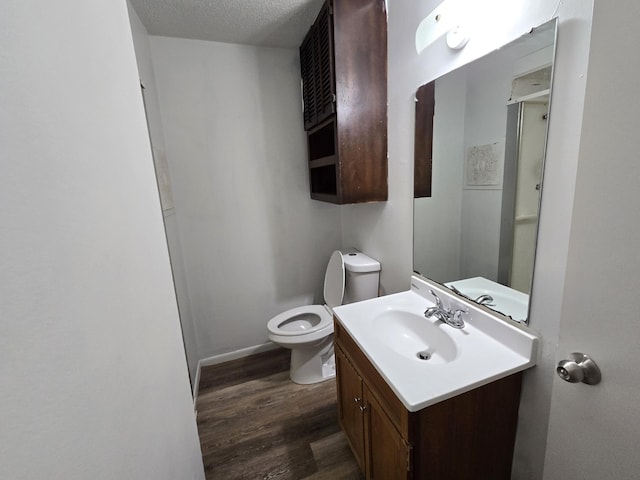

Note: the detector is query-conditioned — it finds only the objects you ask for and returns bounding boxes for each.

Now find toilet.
[267,250,380,384]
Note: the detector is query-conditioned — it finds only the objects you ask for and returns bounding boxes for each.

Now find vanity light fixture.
[415,1,455,53]
[417,0,523,54]
[415,0,470,53]
[446,25,470,49]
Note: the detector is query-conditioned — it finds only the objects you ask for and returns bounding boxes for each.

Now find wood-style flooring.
[196,348,363,480]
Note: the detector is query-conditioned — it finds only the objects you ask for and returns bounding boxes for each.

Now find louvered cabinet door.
[300,31,318,130]
[300,1,335,131]
[313,2,335,126]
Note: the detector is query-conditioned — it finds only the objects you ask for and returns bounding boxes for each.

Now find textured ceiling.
[129,0,325,48]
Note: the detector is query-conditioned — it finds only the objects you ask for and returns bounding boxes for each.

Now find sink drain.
[417,350,431,360]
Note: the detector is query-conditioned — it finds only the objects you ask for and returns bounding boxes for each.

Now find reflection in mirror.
[413,19,557,324]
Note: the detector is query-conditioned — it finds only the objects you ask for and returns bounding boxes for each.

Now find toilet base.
[289,336,335,385]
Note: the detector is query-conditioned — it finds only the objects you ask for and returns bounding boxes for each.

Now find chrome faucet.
[474,294,495,307]
[449,285,495,308]
[424,290,468,329]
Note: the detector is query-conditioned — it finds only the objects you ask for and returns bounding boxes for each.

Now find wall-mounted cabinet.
[300,0,387,204]
[414,81,435,198]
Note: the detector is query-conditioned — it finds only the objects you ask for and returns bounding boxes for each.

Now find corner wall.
[148,36,343,359]
[0,1,204,478]
[127,0,200,387]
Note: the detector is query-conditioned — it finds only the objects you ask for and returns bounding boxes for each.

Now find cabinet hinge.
[406,443,413,472]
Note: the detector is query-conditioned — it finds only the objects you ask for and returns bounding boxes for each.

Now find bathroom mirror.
[413,19,557,323]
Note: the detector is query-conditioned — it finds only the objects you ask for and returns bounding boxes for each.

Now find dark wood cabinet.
[300,2,335,131]
[335,318,523,480]
[364,387,412,480]
[336,347,410,479]
[414,81,435,198]
[299,0,387,204]
[335,347,365,472]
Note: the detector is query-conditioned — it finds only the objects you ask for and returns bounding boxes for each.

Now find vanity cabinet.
[299,0,387,204]
[335,319,523,479]
[364,389,412,479]
[335,347,366,471]
[336,348,410,478]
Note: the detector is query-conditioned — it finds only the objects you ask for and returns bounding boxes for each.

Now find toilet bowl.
[267,250,380,384]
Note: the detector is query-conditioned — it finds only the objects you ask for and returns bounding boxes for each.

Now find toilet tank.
[342,251,380,304]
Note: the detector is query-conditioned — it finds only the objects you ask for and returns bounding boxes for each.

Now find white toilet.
[267,250,380,384]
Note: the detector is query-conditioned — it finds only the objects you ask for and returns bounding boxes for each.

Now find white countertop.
[333,276,539,412]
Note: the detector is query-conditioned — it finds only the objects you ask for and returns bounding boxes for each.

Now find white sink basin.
[333,275,539,412]
[372,310,458,364]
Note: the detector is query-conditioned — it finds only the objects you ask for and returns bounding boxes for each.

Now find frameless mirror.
[413,19,558,323]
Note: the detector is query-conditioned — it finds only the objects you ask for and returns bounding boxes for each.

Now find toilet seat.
[267,305,333,343]
[267,251,345,343]
[323,250,345,308]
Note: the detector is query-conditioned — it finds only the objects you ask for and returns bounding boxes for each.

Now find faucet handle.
[453,308,469,321]
[429,289,443,308]
[449,308,468,329]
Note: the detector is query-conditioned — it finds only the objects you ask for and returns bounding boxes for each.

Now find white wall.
[459,53,511,281]
[0,1,204,479]
[347,1,594,479]
[148,36,343,359]
[127,1,200,386]
[413,70,466,283]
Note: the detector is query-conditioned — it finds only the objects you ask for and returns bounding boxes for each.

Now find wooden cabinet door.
[414,81,435,198]
[300,0,335,131]
[364,386,412,480]
[335,347,365,472]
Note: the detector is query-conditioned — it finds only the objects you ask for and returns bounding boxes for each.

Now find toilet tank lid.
[342,251,381,273]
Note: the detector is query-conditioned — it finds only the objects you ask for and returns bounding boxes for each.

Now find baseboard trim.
[192,341,278,407]
[193,362,202,405]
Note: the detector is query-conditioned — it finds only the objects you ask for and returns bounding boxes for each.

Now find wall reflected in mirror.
[413,19,557,323]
